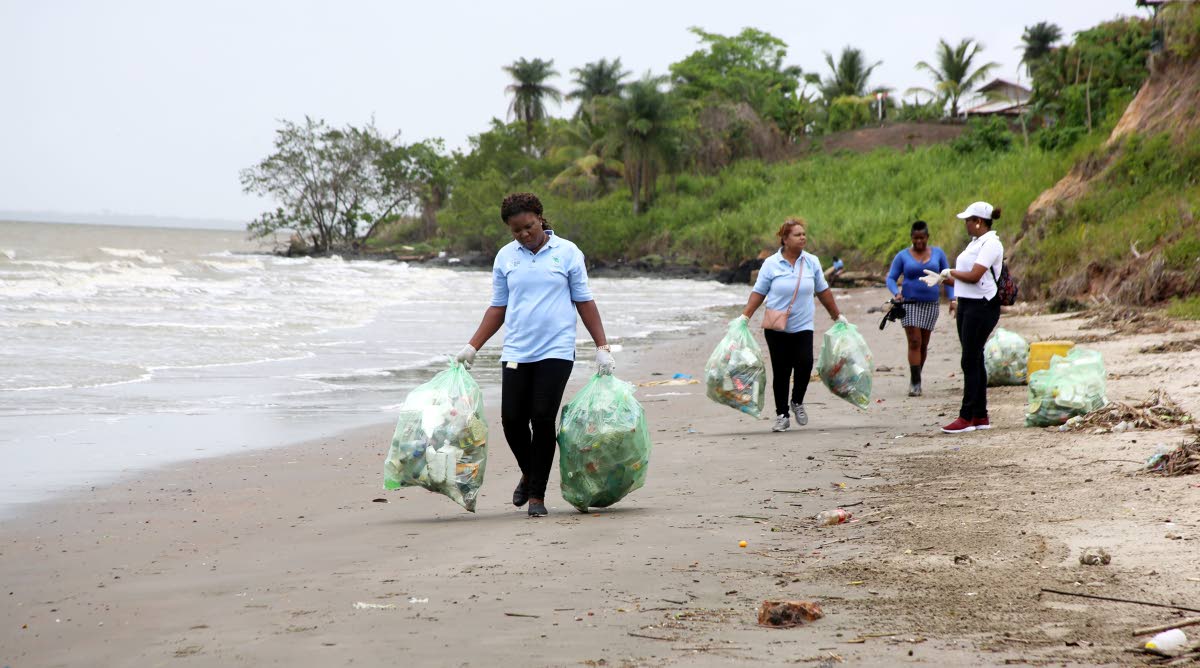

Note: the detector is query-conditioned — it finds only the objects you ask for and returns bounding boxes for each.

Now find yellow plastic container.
[1027,341,1075,380]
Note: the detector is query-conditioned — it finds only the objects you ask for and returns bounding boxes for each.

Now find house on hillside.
[963,79,1032,117]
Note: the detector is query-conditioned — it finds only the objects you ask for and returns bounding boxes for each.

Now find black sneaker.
[527,500,548,517]
[512,478,529,507]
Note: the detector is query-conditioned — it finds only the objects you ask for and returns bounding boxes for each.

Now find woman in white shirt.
[921,201,1004,434]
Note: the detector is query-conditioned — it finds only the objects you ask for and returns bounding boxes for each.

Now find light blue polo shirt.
[491,231,594,363]
[753,250,829,333]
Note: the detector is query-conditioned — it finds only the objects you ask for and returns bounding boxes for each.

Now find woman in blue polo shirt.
[734,217,845,433]
[886,220,954,397]
[455,193,614,517]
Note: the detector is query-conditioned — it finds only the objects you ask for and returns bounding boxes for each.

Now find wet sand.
[3,288,1199,667]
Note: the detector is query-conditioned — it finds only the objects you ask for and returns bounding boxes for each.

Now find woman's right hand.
[455,344,477,369]
[894,293,903,302]
[731,314,749,326]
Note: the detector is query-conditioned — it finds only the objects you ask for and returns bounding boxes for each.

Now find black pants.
[501,358,573,499]
[955,297,1001,420]
[763,329,814,417]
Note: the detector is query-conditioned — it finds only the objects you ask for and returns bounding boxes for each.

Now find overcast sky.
[0,0,1141,222]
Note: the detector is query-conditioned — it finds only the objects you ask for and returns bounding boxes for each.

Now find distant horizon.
[1,0,1139,221]
[0,209,246,232]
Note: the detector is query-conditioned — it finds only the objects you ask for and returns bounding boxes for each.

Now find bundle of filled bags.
[984,327,1029,386]
[704,317,766,416]
[1025,348,1107,427]
[383,361,488,512]
[557,373,652,512]
[817,320,873,409]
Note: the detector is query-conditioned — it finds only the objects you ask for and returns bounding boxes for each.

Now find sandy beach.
[3,287,1199,667]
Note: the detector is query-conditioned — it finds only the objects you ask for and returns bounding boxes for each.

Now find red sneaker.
[941,417,976,434]
[973,417,991,430]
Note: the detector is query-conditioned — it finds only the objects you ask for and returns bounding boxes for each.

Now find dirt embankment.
[804,122,966,155]
[1014,25,1200,304]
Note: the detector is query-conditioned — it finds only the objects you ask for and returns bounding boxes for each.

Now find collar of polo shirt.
[522,229,560,255]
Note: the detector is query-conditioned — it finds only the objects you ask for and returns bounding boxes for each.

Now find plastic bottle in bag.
[382,361,488,512]
[557,373,653,512]
[984,327,1029,386]
[817,320,874,409]
[704,318,767,416]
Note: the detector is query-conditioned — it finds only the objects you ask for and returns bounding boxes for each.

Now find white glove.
[836,314,848,324]
[455,344,477,369]
[920,268,952,287]
[731,314,749,326]
[596,345,615,376]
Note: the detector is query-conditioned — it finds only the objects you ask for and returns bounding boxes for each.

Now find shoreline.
[4,289,1199,666]
[0,299,738,521]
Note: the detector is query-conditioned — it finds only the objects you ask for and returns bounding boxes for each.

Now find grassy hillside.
[1013,3,1200,304]
[438,139,1079,273]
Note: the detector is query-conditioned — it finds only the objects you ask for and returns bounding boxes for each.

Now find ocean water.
[0,220,745,513]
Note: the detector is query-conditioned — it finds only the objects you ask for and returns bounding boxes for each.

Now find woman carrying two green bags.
[735,218,845,432]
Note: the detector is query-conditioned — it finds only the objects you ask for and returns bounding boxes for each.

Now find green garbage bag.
[704,318,767,417]
[383,361,488,512]
[1025,347,1107,427]
[817,320,874,409]
[985,327,1029,386]
[557,374,652,512]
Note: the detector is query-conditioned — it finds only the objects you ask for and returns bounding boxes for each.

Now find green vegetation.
[1167,295,1200,320]
[909,38,999,117]
[242,8,1200,307]
[1018,127,1200,292]
[442,139,1074,266]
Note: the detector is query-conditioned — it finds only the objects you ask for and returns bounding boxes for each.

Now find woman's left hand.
[596,345,616,376]
[949,300,957,315]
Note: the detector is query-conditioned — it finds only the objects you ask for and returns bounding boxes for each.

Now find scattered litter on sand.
[1075,305,1180,335]
[1079,547,1112,566]
[1140,339,1200,354]
[1145,431,1200,476]
[757,600,823,628]
[352,602,396,610]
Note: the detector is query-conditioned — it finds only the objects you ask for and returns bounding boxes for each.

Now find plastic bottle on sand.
[1146,629,1188,655]
[815,509,852,526]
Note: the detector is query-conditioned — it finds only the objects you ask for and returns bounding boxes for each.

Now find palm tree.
[821,47,882,100]
[598,75,682,214]
[503,57,563,149]
[1020,22,1063,76]
[909,38,999,117]
[567,58,631,119]
[547,116,624,196]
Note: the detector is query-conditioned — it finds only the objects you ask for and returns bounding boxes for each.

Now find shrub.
[1035,125,1086,151]
[952,117,1014,154]
[827,96,874,133]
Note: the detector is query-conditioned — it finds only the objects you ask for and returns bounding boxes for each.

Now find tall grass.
[440,143,1076,271]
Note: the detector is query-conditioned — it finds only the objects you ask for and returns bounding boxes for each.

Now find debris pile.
[1058,389,1193,433]
[1145,432,1200,477]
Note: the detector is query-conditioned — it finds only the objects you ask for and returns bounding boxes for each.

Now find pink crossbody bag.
[762,256,804,331]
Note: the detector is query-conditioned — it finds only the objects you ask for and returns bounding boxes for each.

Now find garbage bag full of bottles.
[383,361,488,512]
[557,373,652,512]
[704,318,767,417]
[1025,347,1107,427]
[985,327,1029,386]
[817,320,874,409]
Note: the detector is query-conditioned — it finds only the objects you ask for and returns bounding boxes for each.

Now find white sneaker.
[791,402,808,426]
[771,414,790,432]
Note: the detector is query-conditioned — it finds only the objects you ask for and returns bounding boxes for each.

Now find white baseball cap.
[956,201,994,220]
